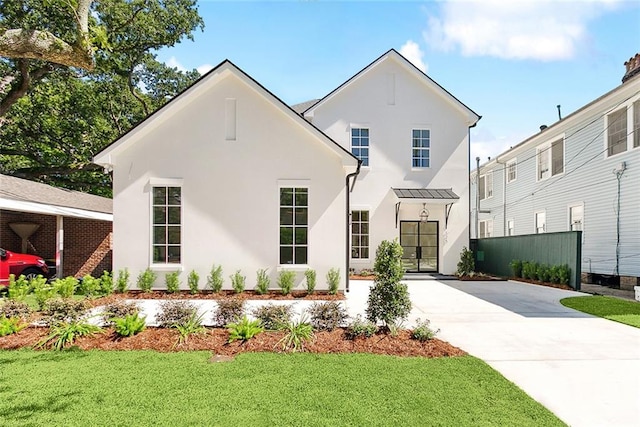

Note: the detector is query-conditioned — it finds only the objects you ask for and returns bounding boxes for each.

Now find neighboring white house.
[471,54,640,289]
[300,50,481,274]
[94,61,359,291]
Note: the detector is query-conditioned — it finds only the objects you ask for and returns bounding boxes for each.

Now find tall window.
[634,101,640,148]
[479,220,493,238]
[507,160,517,183]
[537,139,563,180]
[535,212,546,234]
[479,171,493,200]
[280,187,308,265]
[351,128,369,166]
[569,205,583,231]
[507,219,515,236]
[351,210,369,259]
[607,108,627,156]
[152,186,181,264]
[412,129,430,168]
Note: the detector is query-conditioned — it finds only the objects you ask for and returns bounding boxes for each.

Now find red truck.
[0,248,50,286]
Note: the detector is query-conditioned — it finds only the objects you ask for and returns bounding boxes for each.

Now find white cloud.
[424,0,621,61]
[197,64,214,75]
[166,56,187,72]
[470,127,525,168]
[399,40,428,72]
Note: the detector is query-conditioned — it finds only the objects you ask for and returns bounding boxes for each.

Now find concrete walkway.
[347,279,640,427]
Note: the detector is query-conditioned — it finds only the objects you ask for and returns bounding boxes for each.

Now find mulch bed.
[508,278,572,291]
[0,327,465,358]
[102,290,345,301]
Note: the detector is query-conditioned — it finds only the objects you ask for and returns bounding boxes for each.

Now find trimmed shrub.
[558,264,571,285]
[165,271,181,293]
[156,301,198,328]
[230,270,245,294]
[277,270,296,295]
[304,269,316,294]
[326,268,340,295]
[116,268,130,293]
[42,298,89,325]
[456,246,475,276]
[188,270,200,294]
[79,274,100,296]
[255,269,270,295]
[99,271,114,295]
[0,300,31,320]
[32,277,56,310]
[0,317,27,337]
[102,301,139,326]
[307,301,348,331]
[136,268,157,292]
[411,318,439,342]
[52,277,78,298]
[251,304,293,330]
[345,315,378,339]
[7,274,30,300]
[537,264,551,283]
[212,299,245,327]
[510,260,523,278]
[207,264,224,292]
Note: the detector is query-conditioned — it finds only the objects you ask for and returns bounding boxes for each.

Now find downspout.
[345,160,362,293]
[495,156,507,236]
[475,156,481,238]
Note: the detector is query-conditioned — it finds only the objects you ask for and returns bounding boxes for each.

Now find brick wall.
[0,209,112,277]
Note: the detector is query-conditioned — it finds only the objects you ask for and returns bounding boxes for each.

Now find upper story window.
[479,220,493,238]
[479,171,493,200]
[569,205,583,231]
[535,211,546,234]
[152,186,181,264]
[351,210,370,259]
[507,219,515,236]
[280,187,308,265]
[607,108,627,156]
[633,100,640,149]
[507,160,517,183]
[537,139,563,180]
[411,129,430,168]
[351,128,369,167]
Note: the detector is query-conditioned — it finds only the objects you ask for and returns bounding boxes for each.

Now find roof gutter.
[345,160,362,293]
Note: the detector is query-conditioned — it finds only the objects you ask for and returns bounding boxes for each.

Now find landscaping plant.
[307,301,348,331]
[7,274,30,300]
[255,268,270,295]
[165,271,181,293]
[304,269,316,294]
[79,274,101,296]
[0,300,31,320]
[113,313,146,337]
[188,270,200,294]
[156,301,198,328]
[411,318,439,342]
[456,246,475,276]
[227,315,264,343]
[278,316,314,352]
[345,315,378,339]
[137,268,157,292]
[558,264,571,285]
[277,270,296,295]
[207,264,224,292]
[42,298,89,325]
[212,299,245,327]
[366,240,411,328]
[52,277,78,298]
[37,320,102,350]
[99,271,114,295]
[509,260,523,278]
[230,270,246,294]
[536,264,551,283]
[102,301,139,326]
[0,316,27,337]
[251,303,293,330]
[326,268,340,295]
[31,276,56,310]
[173,311,207,346]
[116,268,130,293]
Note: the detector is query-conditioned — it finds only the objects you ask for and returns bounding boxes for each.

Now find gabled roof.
[291,99,320,114]
[94,61,359,168]
[303,49,481,126]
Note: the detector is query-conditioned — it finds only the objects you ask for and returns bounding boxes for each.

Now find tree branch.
[0,62,53,117]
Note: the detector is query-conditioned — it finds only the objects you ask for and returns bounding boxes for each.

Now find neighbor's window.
[479,220,493,238]
[412,129,430,168]
[569,205,583,231]
[479,171,493,200]
[535,211,546,234]
[507,219,515,236]
[607,108,627,156]
[152,186,181,264]
[280,187,308,264]
[633,101,640,148]
[351,128,369,166]
[351,210,369,259]
[507,160,517,183]
[537,139,563,180]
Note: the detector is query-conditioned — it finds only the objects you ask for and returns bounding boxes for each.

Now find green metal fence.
[471,231,582,290]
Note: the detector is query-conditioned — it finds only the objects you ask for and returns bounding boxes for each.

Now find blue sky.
[157,0,640,164]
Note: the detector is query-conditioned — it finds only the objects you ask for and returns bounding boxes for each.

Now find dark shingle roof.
[290,99,320,114]
[392,188,459,200]
[0,174,112,214]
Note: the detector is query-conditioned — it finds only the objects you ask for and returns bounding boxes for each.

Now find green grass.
[561,296,640,328]
[0,351,564,426]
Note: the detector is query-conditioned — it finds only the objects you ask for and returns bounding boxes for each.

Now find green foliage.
[52,277,78,298]
[278,316,314,352]
[230,270,246,294]
[173,312,207,346]
[227,315,264,343]
[456,246,475,276]
[521,261,537,280]
[99,271,114,295]
[116,268,130,293]
[212,299,245,327]
[187,270,200,294]
[7,274,30,300]
[373,239,404,284]
[79,275,100,296]
[561,296,640,328]
[37,320,102,350]
[536,264,551,283]
[255,269,270,295]
[277,270,296,295]
[136,268,157,292]
[307,301,348,331]
[165,271,180,293]
[345,315,378,339]
[156,301,197,328]
[251,304,293,331]
[207,264,224,292]
[0,300,31,320]
[411,318,439,342]
[0,316,27,337]
[510,260,523,278]
[102,301,139,326]
[304,269,316,294]
[42,298,89,326]
[113,313,146,337]
[31,277,56,310]
[549,265,561,284]
[326,268,340,295]
[558,265,571,285]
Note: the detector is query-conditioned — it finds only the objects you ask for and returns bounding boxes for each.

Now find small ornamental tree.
[456,246,475,277]
[365,239,411,327]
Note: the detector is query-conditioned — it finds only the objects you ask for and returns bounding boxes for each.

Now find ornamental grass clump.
[173,312,207,346]
[37,320,102,351]
[277,270,296,295]
[278,316,314,352]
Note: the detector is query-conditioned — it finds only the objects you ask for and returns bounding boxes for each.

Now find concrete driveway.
[347,279,640,427]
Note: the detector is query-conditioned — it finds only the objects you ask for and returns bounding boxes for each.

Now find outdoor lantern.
[419,203,430,222]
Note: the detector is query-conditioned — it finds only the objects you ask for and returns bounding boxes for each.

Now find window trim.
[479,170,493,200]
[605,107,628,158]
[350,126,370,167]
[411,128,431,169]
[568,203,584,232]
[278,182,310,267]
[506,159,517,183]
[534,210,546,234]
[351,209,370,260]
[506,219,515,236]
[536,136,564,182]
[149,178,184,269]
[633,100,640,149]
[479,219,493,238]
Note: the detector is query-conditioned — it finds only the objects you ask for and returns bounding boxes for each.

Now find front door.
[400,221,438,272]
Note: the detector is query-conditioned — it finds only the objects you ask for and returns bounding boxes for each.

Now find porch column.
[56,215,64,278]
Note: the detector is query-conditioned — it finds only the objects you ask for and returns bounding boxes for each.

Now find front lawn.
[0,351,564,426]
[560,296,640,328]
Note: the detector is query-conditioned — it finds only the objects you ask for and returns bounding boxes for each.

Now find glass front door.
[400,221,438,272]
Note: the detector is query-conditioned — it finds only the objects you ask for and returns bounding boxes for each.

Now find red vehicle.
[0,248,50,286]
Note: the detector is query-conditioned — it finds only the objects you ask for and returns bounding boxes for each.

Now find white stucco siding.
[111,73,349,290]
[311,58,472,274]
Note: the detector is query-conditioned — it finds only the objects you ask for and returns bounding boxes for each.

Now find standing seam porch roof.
[392,188,459,200]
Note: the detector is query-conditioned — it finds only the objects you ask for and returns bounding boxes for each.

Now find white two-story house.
[471,54,640,289]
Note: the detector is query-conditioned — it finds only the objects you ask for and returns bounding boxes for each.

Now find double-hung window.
[537,139,563,180]
[279,187,308,265]
[569,205,583,231]
[479,220,493,238]
[479,171,493,200]
[152,186,181,264]
[607,108,627,156]
[351,210,369,259]
[412,129,430,168]
[535,211,546,234]
[351,128,369,166]
[507,219,515,236]
[507,160,517,183]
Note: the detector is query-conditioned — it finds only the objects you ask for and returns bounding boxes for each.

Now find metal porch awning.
[392,188,459,229]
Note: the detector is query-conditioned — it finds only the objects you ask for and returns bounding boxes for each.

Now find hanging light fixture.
[419,203,430,222]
